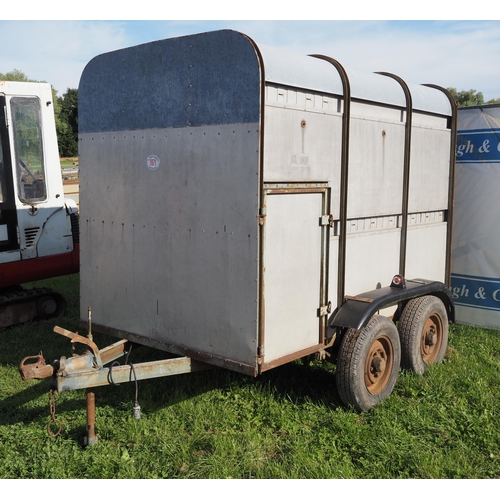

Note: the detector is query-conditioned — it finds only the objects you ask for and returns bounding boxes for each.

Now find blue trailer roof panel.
[79,30,261,133]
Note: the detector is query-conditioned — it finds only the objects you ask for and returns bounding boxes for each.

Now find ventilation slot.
[70,213,80,245]
[24,227,40,246]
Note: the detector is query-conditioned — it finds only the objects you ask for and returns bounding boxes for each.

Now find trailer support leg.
[84,388,98,446]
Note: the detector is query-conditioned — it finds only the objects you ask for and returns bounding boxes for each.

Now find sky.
[2,5,500,101]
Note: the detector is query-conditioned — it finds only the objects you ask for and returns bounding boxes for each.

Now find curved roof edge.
[255,39,451,116]
[407,83,452,116]
[257,44,344,96]
[78,29,453,124]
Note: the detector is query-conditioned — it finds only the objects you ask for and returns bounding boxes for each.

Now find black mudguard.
[329,279,455,331]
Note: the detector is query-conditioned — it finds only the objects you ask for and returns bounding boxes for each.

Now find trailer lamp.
[391,274,406,289]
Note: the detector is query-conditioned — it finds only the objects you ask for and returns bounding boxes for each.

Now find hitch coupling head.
[19,352,55,381]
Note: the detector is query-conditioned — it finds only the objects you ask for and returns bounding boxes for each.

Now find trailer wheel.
[398,295,448,375]
[336,315,401,412]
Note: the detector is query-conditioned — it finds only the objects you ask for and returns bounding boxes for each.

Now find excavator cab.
[0,81,79,327]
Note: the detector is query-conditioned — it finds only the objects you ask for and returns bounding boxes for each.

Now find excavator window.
[0,97,19,250]
[0,133,6,203]
[11,97,47,203]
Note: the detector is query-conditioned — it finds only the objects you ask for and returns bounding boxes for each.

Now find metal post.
[84,388,98,446]
[84,306,98,445]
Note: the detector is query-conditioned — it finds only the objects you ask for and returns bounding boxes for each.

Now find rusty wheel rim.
[365,336,394,395]
[421,313,443,364]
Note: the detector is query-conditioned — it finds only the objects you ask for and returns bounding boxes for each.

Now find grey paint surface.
[80,123,261,370]
[78,30,454,375]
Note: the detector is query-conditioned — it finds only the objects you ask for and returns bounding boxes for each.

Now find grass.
[60,157,79,170]
[1,273,499,479]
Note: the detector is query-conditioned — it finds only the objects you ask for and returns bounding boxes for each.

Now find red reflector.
[391,274,406,288]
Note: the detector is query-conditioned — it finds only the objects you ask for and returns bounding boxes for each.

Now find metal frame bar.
[55,354,211,392]
[309,55,351,311]
[244,36,267,375]
[376,72,413,278]
[79,322,257,376]
[20,326,213,392]
[423,84,458,288]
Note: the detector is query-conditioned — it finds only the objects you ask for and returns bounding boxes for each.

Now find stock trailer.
[19,30,456,445]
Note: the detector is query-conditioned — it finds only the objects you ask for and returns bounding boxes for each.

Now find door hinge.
[257,345,265,363]
[320,214,334,227]
[318,301,332,317]
[259,208,266,226]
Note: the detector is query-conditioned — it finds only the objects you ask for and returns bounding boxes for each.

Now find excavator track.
[0,287,66,328]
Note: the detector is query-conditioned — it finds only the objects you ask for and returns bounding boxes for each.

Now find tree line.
[447,88,500,107]
[1,69,499,158]
[0,69,78,158]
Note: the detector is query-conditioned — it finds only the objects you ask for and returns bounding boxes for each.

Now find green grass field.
[60,157,79,169]
[0,273,499,479]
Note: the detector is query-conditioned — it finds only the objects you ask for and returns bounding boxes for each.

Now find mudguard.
[329,279,455,331]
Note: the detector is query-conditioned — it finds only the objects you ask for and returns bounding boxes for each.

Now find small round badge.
[147,155,160,170]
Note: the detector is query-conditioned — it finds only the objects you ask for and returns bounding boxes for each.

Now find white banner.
[452,104,500,329]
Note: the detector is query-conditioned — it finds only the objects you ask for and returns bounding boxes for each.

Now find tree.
[0,69,36,83]
[447,87,500,107]
[447,88,484,107]
[56,88,78,157]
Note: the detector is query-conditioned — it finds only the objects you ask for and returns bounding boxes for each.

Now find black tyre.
[398,295,448,375]
[336,315,401,412]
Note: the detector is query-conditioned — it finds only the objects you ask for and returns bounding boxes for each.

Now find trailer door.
[261,184,330,370]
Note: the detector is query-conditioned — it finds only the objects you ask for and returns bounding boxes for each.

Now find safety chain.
[47,389,62,437]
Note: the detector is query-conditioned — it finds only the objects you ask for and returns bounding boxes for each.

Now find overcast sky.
[3,6,500,101]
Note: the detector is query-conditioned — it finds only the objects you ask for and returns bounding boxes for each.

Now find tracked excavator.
[0,81,79,328]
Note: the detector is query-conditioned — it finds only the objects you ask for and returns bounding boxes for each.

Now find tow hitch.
[19,352,54,381]
[19,313,212,445]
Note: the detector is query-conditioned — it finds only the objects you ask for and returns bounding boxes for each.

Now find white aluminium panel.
[347,112,405,218]
[263,192,323,362]
[349,101,403,122]
[345,66,406,107]
[344,226,401,297]
[408,123,451,213]
[405,222,447,282]
[328,234,339,316]
[263,88,342,207]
